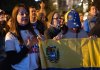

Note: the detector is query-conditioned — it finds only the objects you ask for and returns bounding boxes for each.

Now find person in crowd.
[44,12,68,39]
[44,12,60,39]
[59,15,68,35]
[29,6,46,40]
[89,23,100,37]
[79,12,84,28]
[37,1,48,28]
[83,3,97,34]
[0,9,9,35]
[4,14,11,22]
[59,15,65,27]
[0,9,9,62]
[89,13,100,37]
[63,9,88,38]
[5,4,40,70]
[0,9,5,21]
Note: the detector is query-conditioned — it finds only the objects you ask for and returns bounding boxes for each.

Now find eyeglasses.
[18,12,28,16]
[53,18,60,20]
[59,18,64,20]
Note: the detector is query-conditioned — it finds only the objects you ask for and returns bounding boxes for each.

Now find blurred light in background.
[35,0,40,2]
[83,2,88,12]
[53,0,58,10]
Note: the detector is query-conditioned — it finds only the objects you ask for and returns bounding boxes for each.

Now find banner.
[39,38,100,70]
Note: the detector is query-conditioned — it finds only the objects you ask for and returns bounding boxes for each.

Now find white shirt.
[5,30,39,70]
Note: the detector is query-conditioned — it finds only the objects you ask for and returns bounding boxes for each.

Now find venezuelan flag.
[39,38,100,70]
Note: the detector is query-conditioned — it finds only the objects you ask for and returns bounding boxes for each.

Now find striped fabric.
[39,38,100,70]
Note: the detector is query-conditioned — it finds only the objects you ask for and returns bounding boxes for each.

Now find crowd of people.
[0,1,99,70]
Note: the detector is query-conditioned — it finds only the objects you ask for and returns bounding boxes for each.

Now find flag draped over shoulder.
[39,38,100,70]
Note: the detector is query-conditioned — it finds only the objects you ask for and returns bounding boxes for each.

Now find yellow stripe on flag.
[39,38,100,69]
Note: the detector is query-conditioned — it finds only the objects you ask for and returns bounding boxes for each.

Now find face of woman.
[17,7,29,26]
[90,6,97,16]
[52,13,60,27]
[79,13,84,22]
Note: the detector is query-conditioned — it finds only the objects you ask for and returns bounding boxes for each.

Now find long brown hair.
[47,11,59,28]
[10,4,36,45]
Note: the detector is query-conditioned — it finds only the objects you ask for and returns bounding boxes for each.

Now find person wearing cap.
[0,9,5,21]
[0,9,9,35]
[63,9,88,38]
[0,9,9,63]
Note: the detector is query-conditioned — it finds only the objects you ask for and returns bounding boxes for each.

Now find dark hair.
[29,6,37,15]
[79,12,84,16]
[88,3,96,12]
[29,6,36,9]
[11,4,36,45]
[39,1,45,4]
[50,12,59,25]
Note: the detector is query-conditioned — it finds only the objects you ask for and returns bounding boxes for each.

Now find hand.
[25,36,39,52]
[53,33,63,40]
[32,36,39,44]
[89,35,98,39]
[37,35,45,41]
[25,37,34,49]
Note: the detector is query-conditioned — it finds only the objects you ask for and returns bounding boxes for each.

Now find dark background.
[0,0,100,16]
[0,0,39,14]
[0,0,55,15]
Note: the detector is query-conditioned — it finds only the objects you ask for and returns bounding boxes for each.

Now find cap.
[0,9,5,14]
[67,9,81,28]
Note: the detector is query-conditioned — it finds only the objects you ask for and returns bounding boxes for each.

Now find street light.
[35,0,40,2]
[91,0,94,2]
[53,0,58,10]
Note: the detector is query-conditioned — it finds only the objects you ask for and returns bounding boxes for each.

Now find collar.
[18,24,29,30]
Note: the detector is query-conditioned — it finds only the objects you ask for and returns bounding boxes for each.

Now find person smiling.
[5,4,40,70]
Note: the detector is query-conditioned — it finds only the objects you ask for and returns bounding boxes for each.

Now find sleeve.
[60,24,68,34]
[83,19,90,33]
[5,32,29,65]
[44,28,53,39]
[37,20,46,35]
[5,32,16,51]
[6,46,29,65]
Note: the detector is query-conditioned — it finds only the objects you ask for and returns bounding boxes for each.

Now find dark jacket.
[31,20,46,35]
[44,27,61,39]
